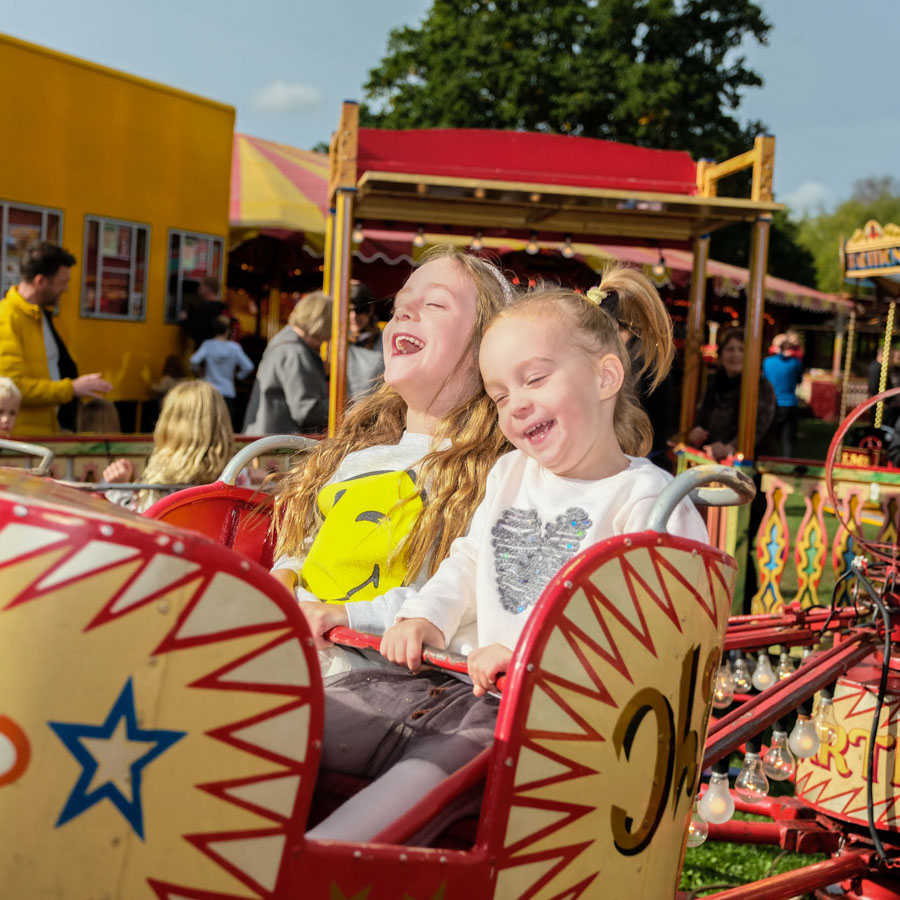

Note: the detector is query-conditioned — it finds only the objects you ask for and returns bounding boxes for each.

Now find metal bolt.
[172,541,185,555]
[563,580,573,589]
[505,757,514,767]
[100,524,113,537]
[526,663,534,672]
[12,505,27,517]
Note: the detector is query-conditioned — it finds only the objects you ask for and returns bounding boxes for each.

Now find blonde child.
[271,245,513,678]
[304,268,709,841]
[102,380,234,513]
[0,377,21,437]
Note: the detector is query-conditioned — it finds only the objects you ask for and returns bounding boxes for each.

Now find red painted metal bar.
[724,606,868,651]
[702,849,872,900]
[704,631,876,767]
[326,626,470,674]
[705,819,782,845]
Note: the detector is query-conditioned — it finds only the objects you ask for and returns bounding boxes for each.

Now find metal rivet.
[100,524,113,537]
[353,850,362,859]
[624,538,632,546]
[692,549,698,556]
[439,855,448,864]
[13,505,27,517]
[505,757,514,767]
[563,580,573,589]
[313,740,322,750]
[156,535,170,545]
[399,853,408,863]
[526,663,534,672]
[241,560,250,570]
[157,600,170,614]
[172,541,185,555]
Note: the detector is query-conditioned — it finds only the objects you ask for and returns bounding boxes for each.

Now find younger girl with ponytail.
[305,267,709,841]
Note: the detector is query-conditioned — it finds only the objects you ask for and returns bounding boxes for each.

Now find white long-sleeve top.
[347,450,709,654]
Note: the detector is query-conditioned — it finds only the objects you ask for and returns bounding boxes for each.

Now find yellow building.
[0,33,233,407]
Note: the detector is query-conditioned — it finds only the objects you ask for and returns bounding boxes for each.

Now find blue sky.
[3,0,897,217]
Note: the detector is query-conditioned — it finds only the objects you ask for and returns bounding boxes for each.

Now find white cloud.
[252,79,323,113]
[782,181,837,217]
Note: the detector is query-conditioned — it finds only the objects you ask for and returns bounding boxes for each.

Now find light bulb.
[470,230,484,252]
[525,232,539,255]
[712,662,735,709]
[732,654,752,693]
[776,651,795,681]
[762,729,796,781]
[686,803,709,847]
[751,652,776,691]
[412,227,426,248]
[352,222,365,244]
[789,715,820,759]
[561,235,575,259]
[698,770,734,825]
[801,647,813,665]
[734,750,769,803]
[814,696,839,745]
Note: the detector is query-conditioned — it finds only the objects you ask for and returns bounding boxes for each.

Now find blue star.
[49,678,186,838]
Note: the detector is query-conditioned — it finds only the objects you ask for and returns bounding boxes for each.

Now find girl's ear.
[596,352,625,400]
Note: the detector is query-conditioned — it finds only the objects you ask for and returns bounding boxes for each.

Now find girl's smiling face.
[383,257,480,425]
[480,313,626,480]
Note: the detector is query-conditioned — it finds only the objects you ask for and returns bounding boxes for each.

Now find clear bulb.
[351,223,365,244]
[788,715,820,759]
[732,655,752,693]
[712,662,735,709]
[734,751,769,802]
[801,647,813,665]
[776,651,795,681]
[762,730,796,781]
[470,231,484,252]
[686,803,709,847]
[698,772,734,824]
[751,652,776,691]
[814,697,839,745]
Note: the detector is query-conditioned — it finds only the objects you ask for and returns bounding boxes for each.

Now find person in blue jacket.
[190,316,255,429]
[762,331,803,458]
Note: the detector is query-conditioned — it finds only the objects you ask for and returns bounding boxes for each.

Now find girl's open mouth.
[392,334,425,355]
[524,420,554,443]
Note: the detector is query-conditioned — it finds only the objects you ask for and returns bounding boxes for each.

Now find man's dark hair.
[20,242,76,282]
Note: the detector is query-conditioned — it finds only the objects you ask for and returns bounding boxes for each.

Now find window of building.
[81,217,149,320]
[165,230,225,323]
[0,200,64,297]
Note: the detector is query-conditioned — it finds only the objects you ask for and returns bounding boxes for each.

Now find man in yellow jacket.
[0,242,112,435]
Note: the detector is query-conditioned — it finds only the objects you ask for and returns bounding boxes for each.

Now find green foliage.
[797,176,900,293]
[361,0,770,162]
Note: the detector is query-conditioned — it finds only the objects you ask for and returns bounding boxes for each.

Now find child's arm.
[189,344,207,367]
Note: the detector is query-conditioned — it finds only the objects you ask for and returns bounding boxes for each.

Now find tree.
[362,0,770,162]
[796,177,900,293]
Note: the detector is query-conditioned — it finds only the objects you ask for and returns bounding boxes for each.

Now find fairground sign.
[842,220,900,279]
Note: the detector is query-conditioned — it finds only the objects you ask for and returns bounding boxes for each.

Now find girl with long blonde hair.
[272,245,513,677]
[103,380,234,513]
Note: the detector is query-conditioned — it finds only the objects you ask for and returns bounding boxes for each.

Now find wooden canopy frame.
[325,101,781,458]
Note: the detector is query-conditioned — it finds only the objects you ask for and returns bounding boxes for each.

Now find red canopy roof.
[356,128,699,195]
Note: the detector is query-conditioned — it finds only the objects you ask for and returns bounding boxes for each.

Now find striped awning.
[229,134,329,244]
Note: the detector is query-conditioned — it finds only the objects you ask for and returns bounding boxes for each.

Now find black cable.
[850,561,892,860]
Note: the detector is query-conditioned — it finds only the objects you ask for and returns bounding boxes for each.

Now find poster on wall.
[182,237,197,272]
[101,223,118,258]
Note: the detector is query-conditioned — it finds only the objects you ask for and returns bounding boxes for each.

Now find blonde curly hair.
[273,244,513,580]
[138,380,234,509]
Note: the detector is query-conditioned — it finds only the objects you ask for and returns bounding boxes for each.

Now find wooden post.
[679,233,710,438]
[326,101,359,436]
[737,215,771,458]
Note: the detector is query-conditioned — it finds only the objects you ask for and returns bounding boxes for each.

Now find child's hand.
[298,601,348,650]
[103,458,133,483]
[468,643,513,696]
[380,618,445,673]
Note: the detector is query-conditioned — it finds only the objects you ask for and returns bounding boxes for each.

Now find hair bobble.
[585,287,620,317]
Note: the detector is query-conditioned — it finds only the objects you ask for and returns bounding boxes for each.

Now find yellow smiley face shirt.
[299,433,436,603]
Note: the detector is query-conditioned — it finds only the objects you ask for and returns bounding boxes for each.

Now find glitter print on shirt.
[491,507,592,614]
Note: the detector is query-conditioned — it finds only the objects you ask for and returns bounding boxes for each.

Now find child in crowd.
[190,316,255,430]
[303,268,709,841]
[102,380,234,513]
[0,377,21,437]
[269,245,513,678]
